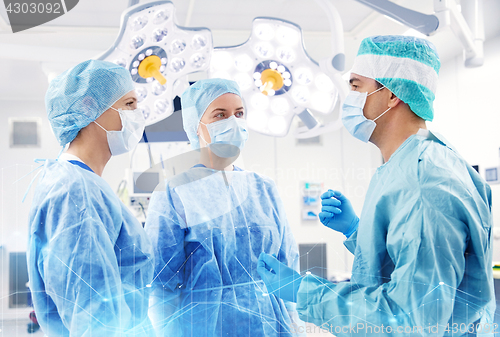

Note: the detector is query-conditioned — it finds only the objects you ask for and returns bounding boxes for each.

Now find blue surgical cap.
[46,59,135,146]
[181,78,241,149]
[351,35,440,121]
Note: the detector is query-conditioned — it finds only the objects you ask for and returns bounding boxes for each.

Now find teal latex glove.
[256,252,302,303]
[319,190,359,237]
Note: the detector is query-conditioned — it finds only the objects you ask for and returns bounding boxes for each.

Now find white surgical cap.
[351,35,441,121]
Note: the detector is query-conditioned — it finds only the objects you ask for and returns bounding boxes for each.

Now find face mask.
[341,86,391,143]
[199,116,249,158]
[94,107,146,156]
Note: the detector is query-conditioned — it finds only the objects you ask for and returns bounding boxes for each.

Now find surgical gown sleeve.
[145,187,187,334]
[296,156,489,336]
[28,165,154,336]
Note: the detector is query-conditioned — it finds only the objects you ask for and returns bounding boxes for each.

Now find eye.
[350,84,358,90]
[235,111,244,118]
[215,112,224,118]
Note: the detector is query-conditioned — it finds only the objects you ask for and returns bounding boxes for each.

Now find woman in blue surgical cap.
[27,60,155,336]
[145,78,304,337]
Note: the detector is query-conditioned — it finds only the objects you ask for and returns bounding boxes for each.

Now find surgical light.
[234,73,253,91]
[155,99,170,114]
[170,58,186,72]
[208,17,338,137]
[114,58,127,68]
[247,110,268,131]
[130,35,146,49]
[131,16,148,31]
[315,74,334,92]
[169,39,186,54]
[211,51,233,71]
[276,26,300,46]
[98,1,213,126]
[152,9,169,24]
[254,43,274,58]
[211,71,231,80]
[252,93,270,110]
[140,106,151,119]
[191,35,208,50]
[268,116,287,134]
[235,54,254,72]
[276,47,295,63]
[136,87,148,102]
[311,92,333,113]
[152,82,166,95]
[152,28,168,42]
[271,97,289,116]
[190,54,206,69]
[291,86,310,104]
[254,24,275,41]
[295,68,313,85]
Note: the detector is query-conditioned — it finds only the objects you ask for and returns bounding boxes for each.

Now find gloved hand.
[319,190,359,237]
[256,252,302,303]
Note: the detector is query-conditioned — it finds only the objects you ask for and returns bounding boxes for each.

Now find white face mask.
[341,86,391,143]
[94,107,146,156]
[199,116,249,158]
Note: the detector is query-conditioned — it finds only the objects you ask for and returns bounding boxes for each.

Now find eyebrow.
[211,108,227,114]
[349,77,361,84]
[211,107,244,114]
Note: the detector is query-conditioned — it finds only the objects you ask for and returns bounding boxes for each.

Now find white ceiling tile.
[186,0,373,32]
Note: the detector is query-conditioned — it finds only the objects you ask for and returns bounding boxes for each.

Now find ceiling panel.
[186,0,374,32]
[0,0,373,32]
[2,0,498,42]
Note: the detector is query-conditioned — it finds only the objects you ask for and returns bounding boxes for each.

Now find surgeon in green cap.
[257,36,494,336]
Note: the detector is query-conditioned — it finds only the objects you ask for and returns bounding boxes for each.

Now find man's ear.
[389,93,402,108]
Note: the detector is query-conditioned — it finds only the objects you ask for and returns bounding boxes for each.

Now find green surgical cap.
[181,78,241,149]
[46,59,135,146]
[351,35,441,121]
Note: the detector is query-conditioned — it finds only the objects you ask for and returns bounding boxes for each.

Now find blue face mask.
[200,116,249,158]
[341,87,391,143]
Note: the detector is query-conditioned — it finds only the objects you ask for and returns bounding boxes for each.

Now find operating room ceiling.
[0,0,499,101]
[0,0,376,31]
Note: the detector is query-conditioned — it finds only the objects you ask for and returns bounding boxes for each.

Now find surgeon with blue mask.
[185,78,249,170]
[27,60,155,336]
[145,78,304,337]
[258,36,494,336]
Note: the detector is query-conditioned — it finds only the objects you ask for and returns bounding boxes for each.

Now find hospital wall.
[0,98,54,318]
[430,34,500,261]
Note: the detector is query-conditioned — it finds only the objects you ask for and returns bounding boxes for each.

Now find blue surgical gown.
[297,131,495,336]
[27,159,155,336]
[145,166,303,337]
